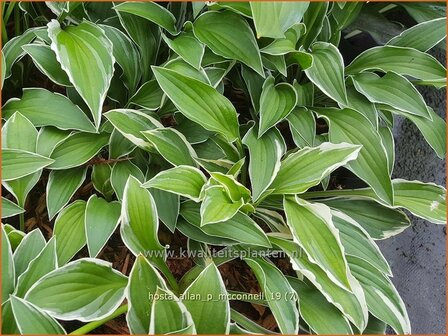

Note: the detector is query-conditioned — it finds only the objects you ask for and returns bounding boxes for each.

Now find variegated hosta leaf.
[2,225,15,304]
[10,296,66,334]
[315,108,394,205]
[305,42,347,105]
[352,72,431,119]
[120,176,165,258]
[193,10,264,76]
[288,277,353,334]
[162,32,204,70]
[2,88,96,132]
[320,198,410,240]
[22,44,71,86]
[210,172,251,203]
[182,263,230,334]
[46,167,87,220]
[142,165,207,202]
[111,160,144,200]
[141,128,198,167]
[114,1,177,34]
[284,196,352,290]
[152,66,240,142]
[105,109,163,151]
[346,46,446,84]
[386,17,446,52]
[270,142,361,195]
[48,20,115,129]
[2,149,53,181]
[245,257,300,334]
[48,132,110,170]
[127,255,167,334]
[181,201,271,248]
[287,107,316,148]
[53,200,87,266]
[270,236,368,331]
[13,229,46,280]
[200,185,244,225]
[258,76,297,136]
[348,256,411,334]
[25,258,128,322]
[1,197,25,219]
[85,195,121,258]
[149,287,195,334]
[250,1,309,39]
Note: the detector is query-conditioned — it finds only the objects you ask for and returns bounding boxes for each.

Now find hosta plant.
[1,1,447,335]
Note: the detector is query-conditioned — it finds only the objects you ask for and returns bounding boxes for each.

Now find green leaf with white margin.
[250,2,309,38]
[128,80,164,110]
[127,255,167,334]
[48,132,110,169]
[120,176,165,257]
[383,106,446,159]
[22,44,71,86]
[110,160,144,200]
[91,164,114,200]
[181,201,271,248]
[318,179,446,225]
[258,76,297,137]
[151,188,180,233]
[244,257,299,334]
[193,10,264,76]
[305,42,347,105]
[2,149,53,181]
[114,1,177,34]
[183,263,230,334]
[48,20,115,129]
[1,197,25,219]
[2,299,19,334]
[2,112,41,207]
[85,195,121,258]
[288,277,353,334]
[315,108,394,205]
[287,107,316,148]
[36,127,71,157]
[14,237,57,297]
[162,32,204,70]
[321,198,410,240]
[210,172,251,203]
[378,126,395,174]
[284,196,352,290]
[153,66,240,142]
[1,51,6,88]
[53,201,86,266]
[261,24,306,55]
[46,167,87,220]
[100,24,140,94]
[200,185,243,225]
[344,84,379,129]
[149,287,196,334]
[3,28,36,79]
[346,46,446,83]
[105,109,163,151]
[348,256,411,334]
[25,258,127,322]
[387,18,446,52]
[393,179,446,225]
[332,210,391,275]
[352,72,431,119]
[270,142,361,195]
[2,88,96,132]
[142,166,207,202]
[13,229,46,280]
[269,236,368,331]
[141,128,198,167]
[2,225,15,303]
[242,126,285,201]
[10,296,66,334]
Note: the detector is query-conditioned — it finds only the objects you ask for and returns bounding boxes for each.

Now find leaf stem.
[19,213,25,232]
[234,139,248,186]
[69,304,128,335]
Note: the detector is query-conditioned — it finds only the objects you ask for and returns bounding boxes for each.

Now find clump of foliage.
[1,1,446,335]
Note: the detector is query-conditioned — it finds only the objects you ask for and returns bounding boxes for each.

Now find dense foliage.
[1,1,447,334]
